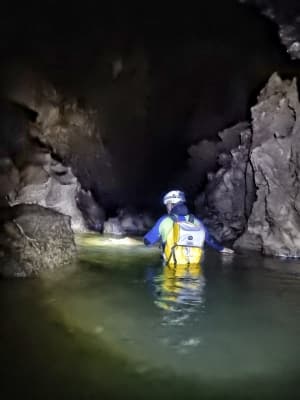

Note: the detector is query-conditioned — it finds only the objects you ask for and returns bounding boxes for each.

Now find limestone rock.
[103,210,154,237]
[118,209,154,235]
[178,122,249,191]
[103,218,125,236]
[76,189,105,232]
[195,73,300,257]
[235,74,300,256]
[0,158,19,198]
[195,126,254,242]
[19,164,49,187]
[0,204,76,278]
[8,75,117,197]
[9,145,88,233]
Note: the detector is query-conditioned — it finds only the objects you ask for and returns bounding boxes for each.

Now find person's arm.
[143,216,166,246]
[202,223,234,254]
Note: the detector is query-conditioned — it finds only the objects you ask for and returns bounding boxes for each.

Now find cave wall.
[0,0,296,209]
[235,73,300,256]
[195,73,300,257]
[0,96,105,233]
[240,0,300,59]
[7,75,117,202]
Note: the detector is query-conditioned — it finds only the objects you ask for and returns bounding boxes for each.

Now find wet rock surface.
[6,141,88,233]
[178,122,249,192]
[117,209,154,236]
[76,189,105,232]
[0,158,19,206]
[196,73,300,257]
[0,204,76,278]
[235,73,300,256]
[0,91,107,234]
[103,209,154,236]
[195,125,254,242]
[103,217,125,236]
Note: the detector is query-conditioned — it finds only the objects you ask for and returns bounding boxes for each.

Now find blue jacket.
[144,203,224,252]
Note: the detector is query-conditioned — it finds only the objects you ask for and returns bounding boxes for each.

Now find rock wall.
[0,136,105,233]
[197,73,300,257]
[0,76,108,234]
[103,209,154,236]
[0,158,19,207]
[240,0,300,59]
[8,75,117,201]
[2,136,88,233]
[235,73,300,256]
[181,122,250,193]
[0,204,76,278]
[76,189,106,232]
[195,125,254,242]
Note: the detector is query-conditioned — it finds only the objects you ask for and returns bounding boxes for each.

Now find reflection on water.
[148,264,205,326]
[1,235,300,399]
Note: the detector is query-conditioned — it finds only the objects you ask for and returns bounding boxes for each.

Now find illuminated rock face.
[0,132,105,234]
[235,73,300,257]
[8,148,88,233]
[0,76,108,233]
[0,204,76,278]
[103,210,153,236]
[196,73,300,257]
[240,0,300,59]
[8,75,117,201]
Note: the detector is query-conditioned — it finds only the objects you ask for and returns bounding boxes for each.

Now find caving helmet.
[163,190,186,205]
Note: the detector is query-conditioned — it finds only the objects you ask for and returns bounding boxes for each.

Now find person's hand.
[220,247,234,254]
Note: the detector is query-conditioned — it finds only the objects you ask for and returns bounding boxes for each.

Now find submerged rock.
[0,204,76,278]
[235,73,300,257]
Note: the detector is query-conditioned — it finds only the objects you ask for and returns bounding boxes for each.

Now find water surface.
[1,234,300,399]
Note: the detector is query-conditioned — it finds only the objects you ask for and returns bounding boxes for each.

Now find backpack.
[163,214,205,265]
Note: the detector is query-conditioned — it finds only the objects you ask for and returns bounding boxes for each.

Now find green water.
[1,235,300,400]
